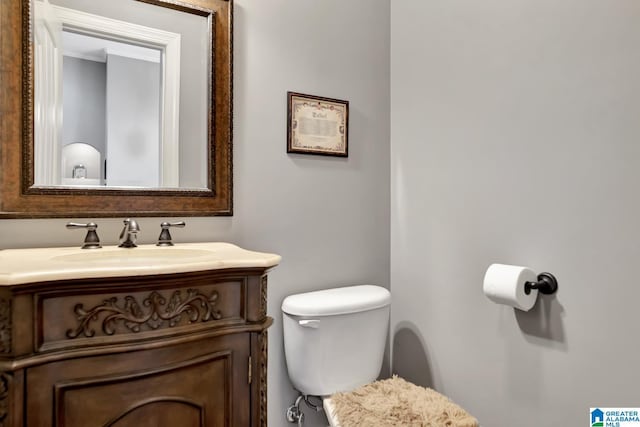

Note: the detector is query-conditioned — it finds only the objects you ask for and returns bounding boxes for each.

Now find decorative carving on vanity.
[260,275,268,319]
[259,330,268,427]
[66,289,222,339]
[0,299,11,354]
[0,372,10,427]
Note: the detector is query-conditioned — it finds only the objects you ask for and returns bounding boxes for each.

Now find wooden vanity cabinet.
[0,267,272,427]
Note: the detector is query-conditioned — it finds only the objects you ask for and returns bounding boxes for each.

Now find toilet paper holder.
[524,272,558,295]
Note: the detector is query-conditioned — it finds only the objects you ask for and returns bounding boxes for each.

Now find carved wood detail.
[0,372,10,427]
[260,275,268,319]
[259,330,268,427]
[0,299,11,354]
[66,289,222,339]
[103,399,204,427]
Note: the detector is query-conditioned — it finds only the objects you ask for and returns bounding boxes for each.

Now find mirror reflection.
[33,0,210,190]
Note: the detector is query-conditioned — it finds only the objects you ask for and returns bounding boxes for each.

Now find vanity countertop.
[0,242,281,286]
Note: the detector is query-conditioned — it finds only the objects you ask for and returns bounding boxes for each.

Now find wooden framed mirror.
[0,0,232,218]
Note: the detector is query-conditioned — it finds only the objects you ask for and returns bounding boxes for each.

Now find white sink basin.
[0,242,281,285]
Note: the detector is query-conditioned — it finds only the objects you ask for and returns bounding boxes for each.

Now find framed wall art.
[287,92,349,157]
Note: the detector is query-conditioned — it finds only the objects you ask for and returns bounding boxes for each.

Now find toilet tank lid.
[281,285,391,316]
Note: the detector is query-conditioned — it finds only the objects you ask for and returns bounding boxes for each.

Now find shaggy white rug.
[329,376,478,427]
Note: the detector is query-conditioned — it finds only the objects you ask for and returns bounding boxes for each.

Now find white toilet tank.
[282,285,391,397]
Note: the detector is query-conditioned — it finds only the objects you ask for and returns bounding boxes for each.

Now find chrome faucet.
[156,221,186,246]
[118,218,140,248]
[66,222,101,249]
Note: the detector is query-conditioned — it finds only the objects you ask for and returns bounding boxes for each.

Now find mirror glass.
[33,0,209,190]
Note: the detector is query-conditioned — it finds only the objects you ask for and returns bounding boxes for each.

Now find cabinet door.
[26,334,250,427]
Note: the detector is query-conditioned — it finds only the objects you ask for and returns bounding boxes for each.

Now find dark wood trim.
[136,0,214,16]
[0,298,11,355]
[0,0,233,218]
[258,330,268,427]
[11,266,273,294]
[0,371,10,426]
[0,319,272,372]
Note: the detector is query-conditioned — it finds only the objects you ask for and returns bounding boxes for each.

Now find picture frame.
[287,92,349,157]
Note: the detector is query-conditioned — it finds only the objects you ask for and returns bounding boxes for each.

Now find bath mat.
[328,376,479,427]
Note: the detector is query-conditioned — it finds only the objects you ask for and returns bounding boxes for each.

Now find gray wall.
[391,1,640,426]
[1,1,390,426]
[62,57,106,157]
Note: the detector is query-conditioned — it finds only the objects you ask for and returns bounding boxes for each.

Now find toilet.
[282,285,391,426]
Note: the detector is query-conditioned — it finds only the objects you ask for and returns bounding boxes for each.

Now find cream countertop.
[0,242,281,286]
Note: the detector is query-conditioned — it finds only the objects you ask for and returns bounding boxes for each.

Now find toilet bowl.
[282,285,391,424]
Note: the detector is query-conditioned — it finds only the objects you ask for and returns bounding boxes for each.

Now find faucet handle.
[156,221,186,246]
[66,222,102,249]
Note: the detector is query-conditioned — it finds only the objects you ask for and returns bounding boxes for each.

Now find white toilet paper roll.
[483,264,538,311]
